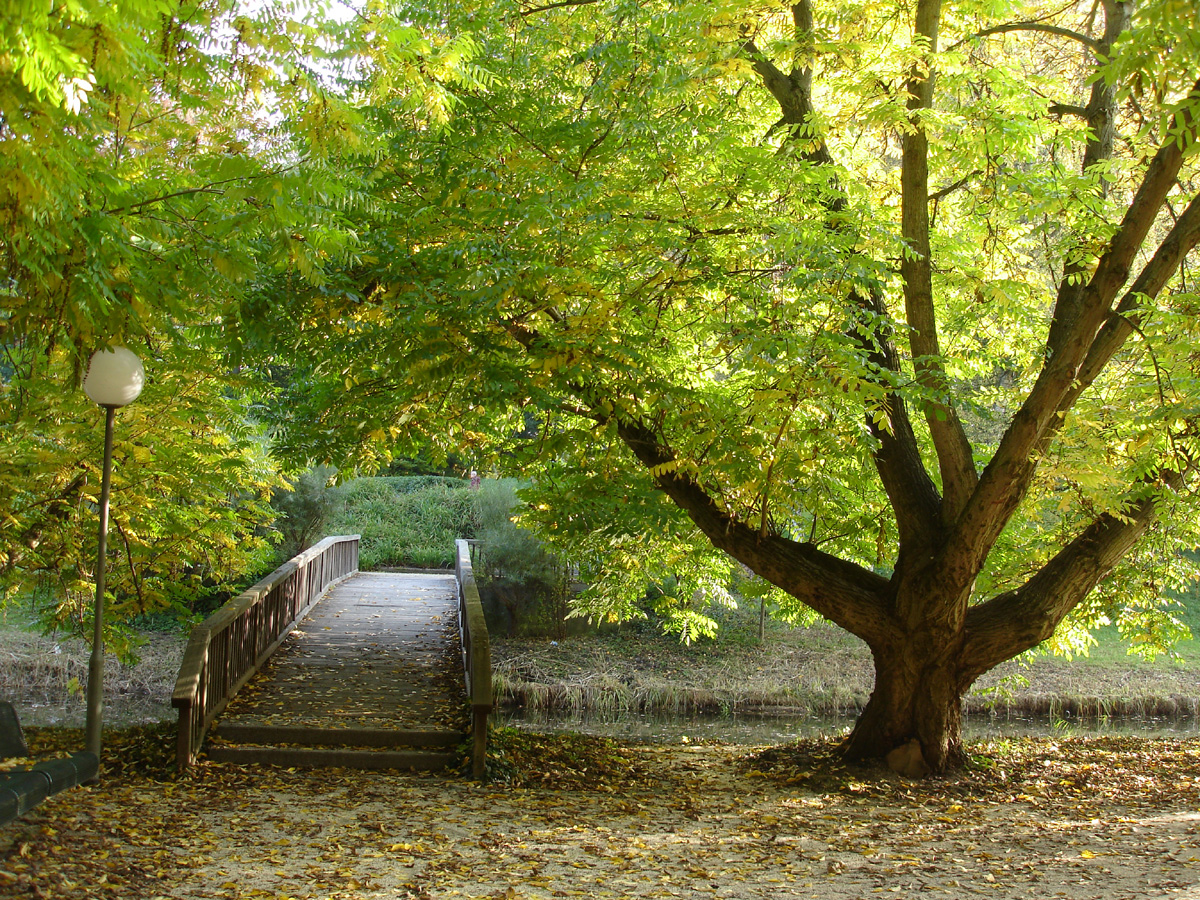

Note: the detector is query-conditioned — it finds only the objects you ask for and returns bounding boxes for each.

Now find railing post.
[472,707,488,778]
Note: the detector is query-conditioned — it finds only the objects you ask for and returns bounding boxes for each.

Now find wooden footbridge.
[171,537,491,777]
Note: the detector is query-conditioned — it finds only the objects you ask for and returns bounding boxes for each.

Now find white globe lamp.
[83,347,145,408]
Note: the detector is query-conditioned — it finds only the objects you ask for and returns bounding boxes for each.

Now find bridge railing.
[455,539,492,779]
[171,535,360,772]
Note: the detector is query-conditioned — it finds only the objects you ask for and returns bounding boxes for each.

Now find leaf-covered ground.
[2,726,1198,899]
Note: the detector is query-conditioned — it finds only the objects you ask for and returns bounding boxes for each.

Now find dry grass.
[493,624,874,715]
[0,623,184,727]
[493,621,1200,718]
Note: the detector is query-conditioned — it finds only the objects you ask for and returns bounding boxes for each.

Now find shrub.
[270,465,344,562]
[474,480,575,638]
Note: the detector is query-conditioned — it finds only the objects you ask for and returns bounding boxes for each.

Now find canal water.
[496,706,1200,744]
[13,695,174,729]
[18,699,1200,743]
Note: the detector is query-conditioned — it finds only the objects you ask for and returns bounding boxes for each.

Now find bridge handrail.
[171,535,360,772]
[455,539,492,779]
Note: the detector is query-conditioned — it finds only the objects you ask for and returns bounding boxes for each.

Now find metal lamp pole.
[85,403,118,756]
[82,347,144,760]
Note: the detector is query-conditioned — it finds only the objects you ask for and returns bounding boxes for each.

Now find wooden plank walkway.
[208,572,469,769]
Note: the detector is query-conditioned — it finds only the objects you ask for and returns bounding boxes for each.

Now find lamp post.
[82,347,144,759]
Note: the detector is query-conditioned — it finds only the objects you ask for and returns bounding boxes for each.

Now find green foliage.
[2,0,343,350]
[372,476,471,495]
[249,0,1200,665]
[311,475,579,636]
[0,0,360,646]
[0,341,281,650]
[1105,0,1200,146]
[324,477,477,569]
[1049,546,1200,664]
[734,567,821,630]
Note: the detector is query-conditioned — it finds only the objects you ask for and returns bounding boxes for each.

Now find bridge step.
[213,724,462,749]
[206,724,464,771]
[206,745,458,771]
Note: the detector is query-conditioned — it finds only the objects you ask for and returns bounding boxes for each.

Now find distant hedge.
[324,477,478,569]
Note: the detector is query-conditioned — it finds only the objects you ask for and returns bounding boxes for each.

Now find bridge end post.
[456,539,492,781]
[173,698,193,773]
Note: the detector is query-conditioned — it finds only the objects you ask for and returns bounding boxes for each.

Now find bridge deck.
[216,572,468,734]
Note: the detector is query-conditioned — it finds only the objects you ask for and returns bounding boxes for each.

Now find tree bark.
[899,0,978,525]
[842,623,967,772]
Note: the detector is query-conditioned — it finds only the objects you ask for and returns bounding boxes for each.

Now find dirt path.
[3,732,1199,899]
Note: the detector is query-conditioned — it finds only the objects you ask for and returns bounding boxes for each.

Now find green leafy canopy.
[255,0,1200,662]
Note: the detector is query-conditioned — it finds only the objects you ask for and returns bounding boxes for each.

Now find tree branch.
[941,68,1199,588]
[519,0,602,16]
[854,293,945,550]
[949,21,1100,52]
[1042,0,1133,357]
[900,0,978,527]
[1072,190,1200,400]
[0,473,87,578]
[617,212,763,240]
[615,418,894,645]
[105,185,224,216]
[742,39,830,162]
[103,164,301,217]
[1048,103,1089,118]
[928,171,978,203]
[959,481,1167,682]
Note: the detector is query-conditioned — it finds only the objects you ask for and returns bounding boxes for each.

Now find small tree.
[271,466,343,562]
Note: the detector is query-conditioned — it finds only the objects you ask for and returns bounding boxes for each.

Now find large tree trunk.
[843,630,967,774]
[614,416,1169,775]
[841,495,1164,774]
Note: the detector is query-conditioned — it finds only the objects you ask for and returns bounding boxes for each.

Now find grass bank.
[4,591,1200,730]
[493,613,1200,720]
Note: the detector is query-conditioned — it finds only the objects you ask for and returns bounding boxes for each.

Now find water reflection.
[15,697,175,729]
[18,699,1200,743]
[497,706,1200,744]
